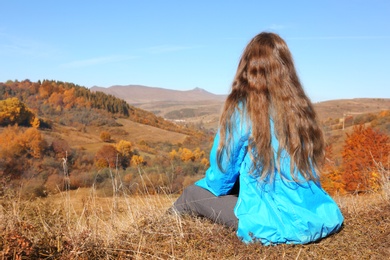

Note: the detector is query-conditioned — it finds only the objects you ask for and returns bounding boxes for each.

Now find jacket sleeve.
[196,109,249,196]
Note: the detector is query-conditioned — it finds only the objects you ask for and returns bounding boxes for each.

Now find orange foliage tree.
[95,145,118,169]
[51,138,71,158]
[0,125,47,178]
[320,145,345,195]
[95,141,136,169]
[0,125,46,159]
[18,128,47,158]
[341,125,389,193]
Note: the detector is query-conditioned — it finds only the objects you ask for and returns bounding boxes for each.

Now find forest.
[0,79,389,198]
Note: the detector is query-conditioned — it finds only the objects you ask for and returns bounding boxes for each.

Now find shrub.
[100,131,111,142]
[95,145,117,169]
[45,173,65,194]
[341,125,390,193]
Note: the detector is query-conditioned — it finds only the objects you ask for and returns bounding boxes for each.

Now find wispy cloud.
[0,31,59,58]
[60,55,136,69]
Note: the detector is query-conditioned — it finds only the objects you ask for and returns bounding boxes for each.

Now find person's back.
[170,32,344,245]
[195,109,343,244]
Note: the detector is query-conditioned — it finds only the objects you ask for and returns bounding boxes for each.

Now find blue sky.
[1,1,389,102]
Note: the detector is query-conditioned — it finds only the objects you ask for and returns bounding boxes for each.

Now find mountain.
[90,85,226,105]
[91,85,390,131]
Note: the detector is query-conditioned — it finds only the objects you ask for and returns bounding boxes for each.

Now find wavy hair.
[217,32,324,182]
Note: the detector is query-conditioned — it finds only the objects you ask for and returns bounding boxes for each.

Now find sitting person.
[170,32,344,245]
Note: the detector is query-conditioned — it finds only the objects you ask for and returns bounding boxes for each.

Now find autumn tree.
[0,125,46,159]
[0,125,47,178]
[131,155,145,167]
[169,149,179,160]
[18,127,47,158]
[51,138,72,158]
[0,125,24,158]
[169,147,207,163]
[0,97,37,127]
[116,140,133,169]
[200,158,210,167]
[95,145,118,169]
[341,125,389,193]
[180,148,195,162]
[193,147,205,160]
[100,131,111,142]
[320,145,345,195]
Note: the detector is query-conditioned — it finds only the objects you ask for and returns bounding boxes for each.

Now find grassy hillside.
[45,118,189,156]
[315,98,390,121]
[1,183,389,259]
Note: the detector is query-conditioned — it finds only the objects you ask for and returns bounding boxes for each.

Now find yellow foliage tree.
[169,149,178,160]
[116,140,133,157]
[200,158,210,167]
[193,147,205,160]
[116,140,133,169]
[131,155,145,166]
[180,148,195,162]
[0,97,36,126]
[100,131,111,142]
[30,117,40,128]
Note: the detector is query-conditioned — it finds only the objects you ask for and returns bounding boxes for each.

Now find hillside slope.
[314,98,390,120]
[91,85,389,130]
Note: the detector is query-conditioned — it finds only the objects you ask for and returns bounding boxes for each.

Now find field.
[1,177,389,259]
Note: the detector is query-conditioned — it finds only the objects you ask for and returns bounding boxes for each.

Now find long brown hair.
[217,32,324,182]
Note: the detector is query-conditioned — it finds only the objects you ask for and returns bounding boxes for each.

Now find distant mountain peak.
[91,84,226,104]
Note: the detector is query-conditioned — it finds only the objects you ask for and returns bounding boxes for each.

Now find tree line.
[0,79,203,136]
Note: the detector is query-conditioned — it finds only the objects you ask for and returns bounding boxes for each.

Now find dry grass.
[1,172,389,259]
[115,118,188,144]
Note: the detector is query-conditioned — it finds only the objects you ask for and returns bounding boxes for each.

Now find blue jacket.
[196,108,344,245]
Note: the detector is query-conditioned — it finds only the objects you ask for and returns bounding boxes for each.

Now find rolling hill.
[90,85,226,104]
[91,84,390,131]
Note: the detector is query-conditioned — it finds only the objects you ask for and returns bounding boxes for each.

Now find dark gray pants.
[171,185,238,229]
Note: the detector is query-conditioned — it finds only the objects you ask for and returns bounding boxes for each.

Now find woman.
[171,32,344,245]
